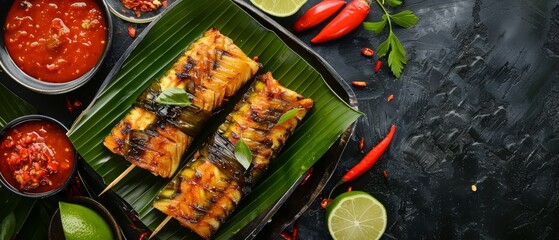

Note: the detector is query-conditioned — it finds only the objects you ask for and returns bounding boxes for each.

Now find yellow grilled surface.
[161,28,260,112]
[125,125,190,178]
[153,159,241,239]
[103,107,157,155]
[221,72,313,180]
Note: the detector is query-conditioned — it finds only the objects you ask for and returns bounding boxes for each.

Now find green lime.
[59,202,114,240]
[250,0,308,17]
[326,191,387,240]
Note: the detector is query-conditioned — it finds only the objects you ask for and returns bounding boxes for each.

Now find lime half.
[326,191,387,240]
[59,202,114,240]
[250,0,308,17]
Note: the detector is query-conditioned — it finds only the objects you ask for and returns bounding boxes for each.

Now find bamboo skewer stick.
[149,216,173,239]
[98,164,136,196]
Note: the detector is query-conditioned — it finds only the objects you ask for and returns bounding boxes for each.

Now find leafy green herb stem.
[376,0,393,33]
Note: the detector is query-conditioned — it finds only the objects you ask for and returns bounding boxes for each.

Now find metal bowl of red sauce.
[0,115,78,198]
[0,0,113,94]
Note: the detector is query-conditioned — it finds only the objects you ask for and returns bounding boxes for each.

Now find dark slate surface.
[2,0,559,239]
[275,0,559,239]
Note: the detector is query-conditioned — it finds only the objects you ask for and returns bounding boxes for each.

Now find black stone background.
[1,0,559,239]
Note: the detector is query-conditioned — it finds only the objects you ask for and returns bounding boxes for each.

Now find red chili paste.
[4,0,107,83]
[0,120,75,193]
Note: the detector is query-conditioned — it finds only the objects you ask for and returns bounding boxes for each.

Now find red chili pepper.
[374,60,382,74]
[311,0,371,43]
[342,125,395,182]
[328,125,395,199]
[293,0,346,32]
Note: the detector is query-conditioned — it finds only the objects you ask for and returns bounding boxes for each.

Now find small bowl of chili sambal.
[0,0,113,94]
[0,115,78,198]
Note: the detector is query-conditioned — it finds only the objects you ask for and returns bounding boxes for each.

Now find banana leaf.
[67,0,362,238]
[0,83,36,240]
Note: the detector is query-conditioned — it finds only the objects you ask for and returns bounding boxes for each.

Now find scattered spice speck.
[320,198,332,209]
[471,184,477,192]
[128,25,136,38]
[383,170,388,178]
[387,94,394,102]
[347,186,352,192]
[359,137,364,152]
[352,81,367,87]
[65,96,73,113]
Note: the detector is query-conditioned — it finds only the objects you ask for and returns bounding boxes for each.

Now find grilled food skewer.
[150,72,314,239]
[100,28,259,195]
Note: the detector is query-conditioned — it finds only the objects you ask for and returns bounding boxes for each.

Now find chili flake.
[375,60,382,74]
[361,47,374,57]
[128,25,137,38]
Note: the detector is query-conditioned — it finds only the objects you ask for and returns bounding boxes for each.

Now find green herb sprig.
[234,137,252,170]
[277,108,302,125]
[155,87,191,106]
[363,0,419,78]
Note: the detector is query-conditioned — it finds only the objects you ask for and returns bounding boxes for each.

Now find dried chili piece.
[352,81,367,87]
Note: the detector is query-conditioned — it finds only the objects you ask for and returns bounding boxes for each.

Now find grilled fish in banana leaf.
[153,72,313,238]
[103,28,260,177]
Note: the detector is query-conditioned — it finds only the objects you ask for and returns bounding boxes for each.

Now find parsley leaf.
[376,36,391,58]
[390,10,419,28]
[362,15,387,34]
[363,1,419,78]
[387,33,406,78]
[277,108,302,125]
[155,87,191,107]
[234,137,252,170]
[385,0,402,7]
